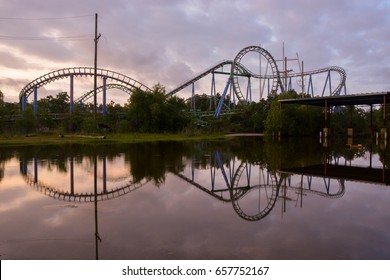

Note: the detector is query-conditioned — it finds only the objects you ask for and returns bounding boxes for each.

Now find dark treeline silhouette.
[0,86,387,136]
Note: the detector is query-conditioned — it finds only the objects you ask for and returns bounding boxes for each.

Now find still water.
[0,137,389,260]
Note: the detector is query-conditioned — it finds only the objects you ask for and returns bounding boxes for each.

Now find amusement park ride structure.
[18,45,347,118]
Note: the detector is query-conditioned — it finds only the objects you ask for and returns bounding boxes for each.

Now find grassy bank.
[0,132,229,146]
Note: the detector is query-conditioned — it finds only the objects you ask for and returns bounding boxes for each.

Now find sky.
[0,0,389,104]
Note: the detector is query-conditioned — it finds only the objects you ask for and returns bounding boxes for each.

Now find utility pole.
[301,60,304,97]
[93,13,101,120]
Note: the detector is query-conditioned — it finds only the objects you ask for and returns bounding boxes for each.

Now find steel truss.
[19,67,151,110]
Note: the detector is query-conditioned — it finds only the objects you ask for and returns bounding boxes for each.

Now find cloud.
[0,0,389,102]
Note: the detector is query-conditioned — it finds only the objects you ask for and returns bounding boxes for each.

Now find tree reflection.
[3,138,390,212]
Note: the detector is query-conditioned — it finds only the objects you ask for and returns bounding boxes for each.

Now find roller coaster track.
[75,83,134,104]
[286,177,346,199]
[24,64,345,106]
[22,172,150,203]
[166,60,234,97]
[286,66,346,96]
[19,67,151,100]
[231,45,282,102]
[18,46,346,112]
[167,45,347,102]
[174,173,249,202]
[230,163,281,221]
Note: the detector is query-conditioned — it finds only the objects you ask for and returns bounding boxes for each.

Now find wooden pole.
[94,13,99,120]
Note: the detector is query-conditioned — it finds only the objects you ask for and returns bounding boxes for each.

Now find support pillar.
[70,157,74,195]
[191,82,196,113]
[383,95,387,127]
[347,105,353,143]
[22,95,27,112]
[370,104,373,138]
[102,77,107,116]
[70,75,74,113]
[210,73,216,110]
[267,78,270,97]
[214,78,231,118]
[246,77,252,102]
[34,157,38,184]
[103,156,107,193]
[33,86,38,116]
[20,159,27,175]
[381,95,387,143]
[322,98,330,146]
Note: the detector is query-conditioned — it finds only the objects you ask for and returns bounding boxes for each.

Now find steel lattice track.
[19,67,151,100]
[23,173,150,203]
[167,45,347,101]
[19,47,347,104]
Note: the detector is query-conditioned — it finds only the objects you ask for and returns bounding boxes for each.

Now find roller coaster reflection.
[19,150,347,222]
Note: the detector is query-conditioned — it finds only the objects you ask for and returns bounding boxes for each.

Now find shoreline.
[225,133,264,137]
[0,132,231,146]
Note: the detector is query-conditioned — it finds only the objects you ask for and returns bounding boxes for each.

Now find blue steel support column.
[191,158,195,181]
[20,159,27,175]
[245,164,251,186]
[246,77,252,103]
[231,81,236,110]
[214,78,231,118]
[34,157,38,184]
[210,73,216,110]
[321,71,331,97]
[307,75,314,97]
[215,150,231,188]
[70,75,74,113]
[103,77,107,116]
[103,156,107,193]
[33,86,38,116]
[70,157,74,195]
[268,79,270,97]
[21,95,27,112]
[191,82,196,113]
[210,155,216,190]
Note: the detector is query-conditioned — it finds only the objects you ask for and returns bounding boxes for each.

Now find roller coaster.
[19,45,347,118]
[19,149,347,222]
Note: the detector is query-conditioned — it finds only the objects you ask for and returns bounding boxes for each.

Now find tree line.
[0,85,388,136]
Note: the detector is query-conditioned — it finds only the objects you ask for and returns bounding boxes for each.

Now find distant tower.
[0,90,4,105]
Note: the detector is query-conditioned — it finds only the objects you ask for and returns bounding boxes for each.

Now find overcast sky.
[0,0,389,103]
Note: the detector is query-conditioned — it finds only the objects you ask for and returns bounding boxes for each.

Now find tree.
[126,84,190,133]
[0,90,4,105]
[265,90,322,136]
[230,99,272,132]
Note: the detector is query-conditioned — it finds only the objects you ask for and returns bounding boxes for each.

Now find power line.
[0,14,94,21]
[0,14,95,41]
[0,34,94,41]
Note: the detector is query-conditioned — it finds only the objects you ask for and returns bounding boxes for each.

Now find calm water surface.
[0,138,389,260]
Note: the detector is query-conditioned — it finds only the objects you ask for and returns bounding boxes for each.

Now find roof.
[280,164,390,185]
[279,92,390,107]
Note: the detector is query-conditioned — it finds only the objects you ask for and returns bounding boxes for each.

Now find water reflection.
[1,139,389,259]
[17,141,388,220]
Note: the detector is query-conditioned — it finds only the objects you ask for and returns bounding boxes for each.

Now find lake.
[0,137,389,260]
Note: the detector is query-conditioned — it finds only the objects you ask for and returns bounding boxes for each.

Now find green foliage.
[228,99,271,132]
[265,90,323,136]
[331,106,369,135]
[126,84,190,133]
[0,85,387,138]
[16,107,37,133]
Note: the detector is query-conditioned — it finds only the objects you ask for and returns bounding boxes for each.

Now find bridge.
[18,45,347,118]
